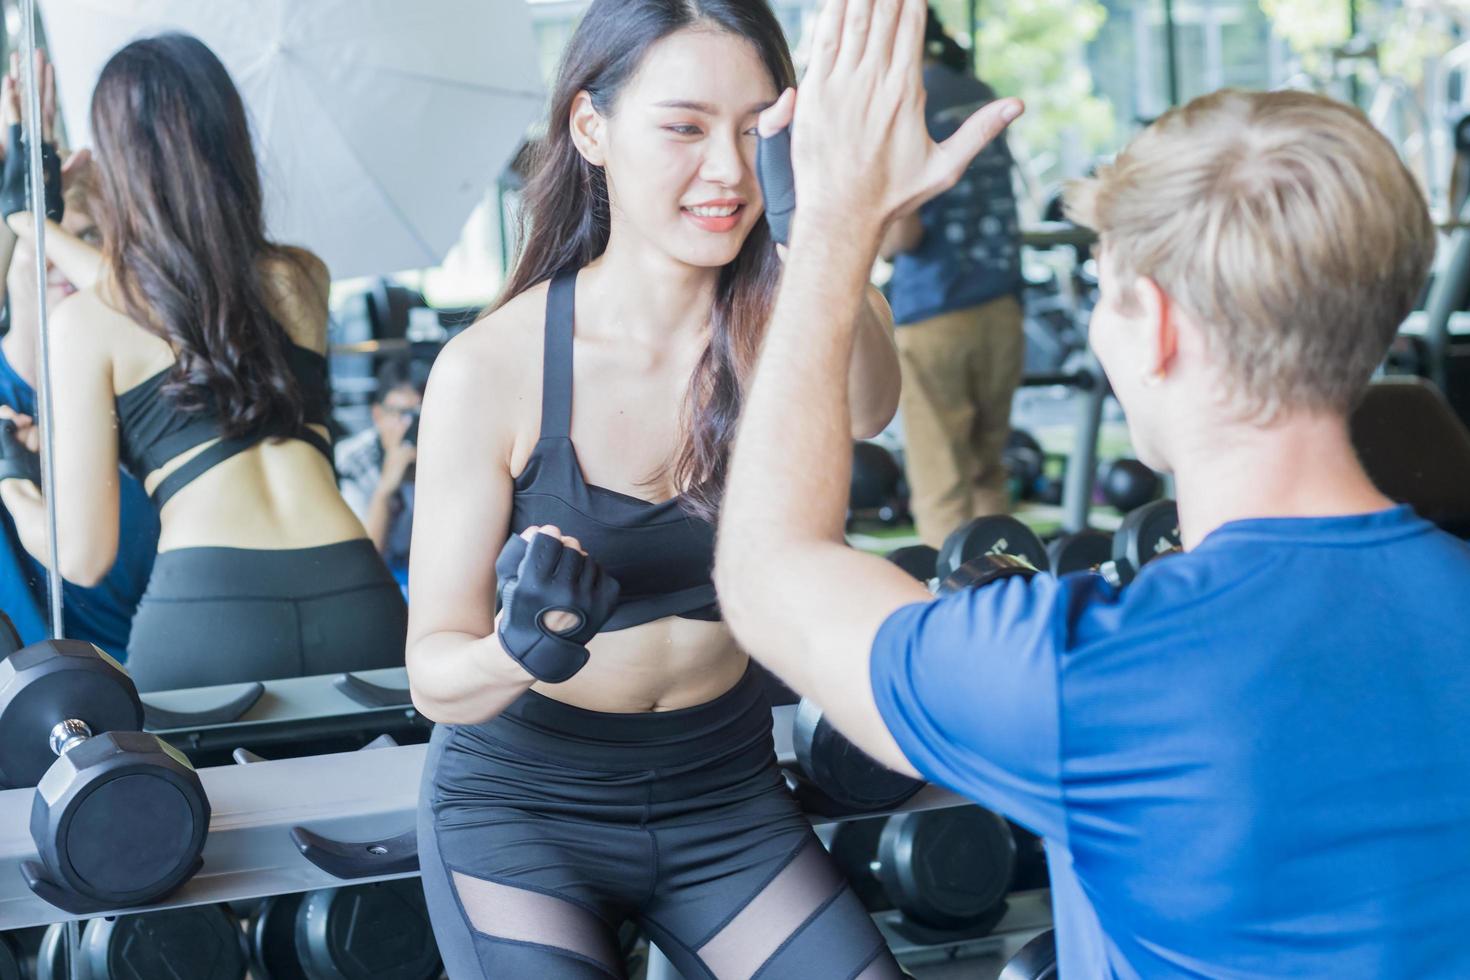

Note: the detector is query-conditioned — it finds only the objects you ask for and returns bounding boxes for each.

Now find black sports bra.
[115,345,333,510]
[508,268,720,632]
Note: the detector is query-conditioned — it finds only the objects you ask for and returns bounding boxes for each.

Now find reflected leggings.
[126,539,407,692]
[418,665,903,979]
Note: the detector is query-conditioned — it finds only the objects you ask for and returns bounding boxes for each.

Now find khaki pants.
[895,295,1025,548]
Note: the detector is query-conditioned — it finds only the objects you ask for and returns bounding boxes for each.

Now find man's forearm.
[721,219,881,617]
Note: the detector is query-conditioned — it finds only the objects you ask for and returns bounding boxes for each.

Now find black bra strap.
[541,269,577,440]
[150,426,334,511]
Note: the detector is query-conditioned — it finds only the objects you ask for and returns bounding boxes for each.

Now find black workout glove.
[494,532,620,683]
[0,419,40,486]
[0,124,64,223]
[756,127,795,246]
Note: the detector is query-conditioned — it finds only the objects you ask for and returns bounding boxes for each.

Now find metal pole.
[1062,359,1108,533]
[1347,0,1361,107]
[19,0,61,641]
[1162,0,1181,106]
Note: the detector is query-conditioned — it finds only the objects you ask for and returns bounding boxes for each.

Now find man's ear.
[568,91,607,168]
[1135,275,1179,379]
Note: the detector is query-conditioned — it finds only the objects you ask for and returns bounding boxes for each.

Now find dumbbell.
[937,514,1049,579]
[36,904,248,980]
[829,807,1015,940]
[884,545,938,587]
[1003,431,1045,502]
[850,442,907,526]
[1098,457,1160,512]
[0,933,19,980]
[1046,528,1113,576]
[0,418,39,485]
[0,639,210,913]
[249,880,441,980]
[1102,498,1182,587]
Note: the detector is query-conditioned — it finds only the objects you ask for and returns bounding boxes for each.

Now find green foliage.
[946,0,1117,180]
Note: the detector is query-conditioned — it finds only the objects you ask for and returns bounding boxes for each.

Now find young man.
[716,0,1470,974]
[336,356,428,587]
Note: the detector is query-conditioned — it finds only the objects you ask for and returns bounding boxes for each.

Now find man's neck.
[1169,409,1392,549]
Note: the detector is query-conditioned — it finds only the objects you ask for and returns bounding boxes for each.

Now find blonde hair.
[1066,89,1436,419]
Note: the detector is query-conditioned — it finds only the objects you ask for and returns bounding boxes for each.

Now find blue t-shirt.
[872,506,1470,978]
[0,341,158,660]
[887,64,1021,326]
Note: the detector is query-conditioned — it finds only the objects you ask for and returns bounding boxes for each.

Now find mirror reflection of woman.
[0,34,406,692]
[407,0,905,975]
[0,50,158,659]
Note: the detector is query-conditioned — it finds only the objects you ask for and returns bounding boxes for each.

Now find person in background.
[880,6,1023,547]
[336,355,428,589]
[0,49,157,659]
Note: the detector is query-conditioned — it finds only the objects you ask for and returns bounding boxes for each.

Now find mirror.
[19,1,539,749]
[0,0,67,650]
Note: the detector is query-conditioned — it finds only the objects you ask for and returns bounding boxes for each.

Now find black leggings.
[418,665,902,979]
[126,539,407,692]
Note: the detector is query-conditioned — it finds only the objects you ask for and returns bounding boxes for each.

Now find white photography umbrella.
[40,0,545,279]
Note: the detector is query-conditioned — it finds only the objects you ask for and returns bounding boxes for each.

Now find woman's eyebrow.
[653,99,775,115]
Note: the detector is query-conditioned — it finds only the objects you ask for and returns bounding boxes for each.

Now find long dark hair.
[498,0,794,523]
[91,33,306,439]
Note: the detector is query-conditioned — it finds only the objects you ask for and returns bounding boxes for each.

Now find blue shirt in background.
[887,63,1022,326]
[872,506,1470,978]
[0,341,158,660]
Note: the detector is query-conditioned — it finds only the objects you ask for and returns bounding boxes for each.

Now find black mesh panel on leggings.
[451,871,624,977]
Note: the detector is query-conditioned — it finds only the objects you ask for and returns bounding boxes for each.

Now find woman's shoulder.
[440,280,551,382]
[260,246,330,350]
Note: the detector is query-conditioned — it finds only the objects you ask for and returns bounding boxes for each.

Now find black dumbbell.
[293,880,441,980]
[1003,431,1045,502]
[1103,498,1182,587]
[875,807,1015,936]
[885,545,938,585]
[790,699,926,817]
[1098,458,1161,512]
[850,442,907,525]
[937,514,1049,579]
[0,640,210,913]
[829,808,1016,938]
[1046,529,1113,576]
[0,933,19,980]
[84,905,247,980]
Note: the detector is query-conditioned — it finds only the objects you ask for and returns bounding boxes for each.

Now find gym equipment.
[937,515,1049,578]
[34,923,70,980]
[1046,529,1113,576]
[81,904,248,980]
[1108,499,1182,586]
[0,933,18,980]
[1003,431,1045,502]
[827,817,892,914]
[999,928,1058,980]
[850,442,907,525]
[0,640,210,913]
[295,880,441,980]
[0,419,40,485]
[1350,377,1470,537]
[790,698,926,817]
[251,891,309,980]
[876,807,1014,934]
[885,545,938,585]
[1098,458,1161,512]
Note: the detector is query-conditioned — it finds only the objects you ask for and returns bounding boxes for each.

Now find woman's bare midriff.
[534,616,750,713]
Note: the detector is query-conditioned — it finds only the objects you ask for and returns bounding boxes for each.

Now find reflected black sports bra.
[508,268,721,632]
[115,345,333,510]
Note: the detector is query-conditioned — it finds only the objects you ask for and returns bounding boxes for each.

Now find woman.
[0,34,405,692]
[407,0,906,976]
